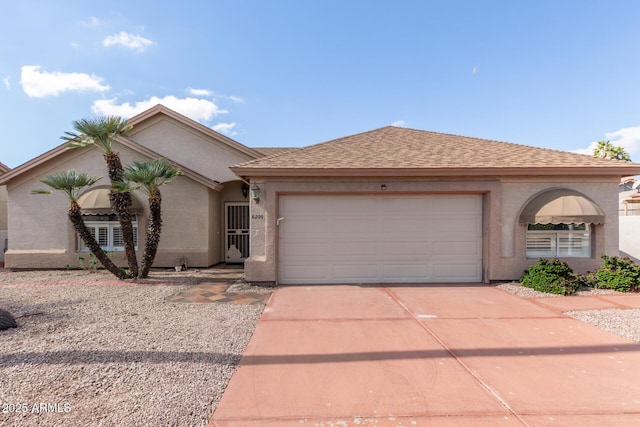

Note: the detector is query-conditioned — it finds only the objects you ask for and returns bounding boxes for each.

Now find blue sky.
[2,0,640,168]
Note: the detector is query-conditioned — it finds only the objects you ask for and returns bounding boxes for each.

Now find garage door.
[278,194,483,284]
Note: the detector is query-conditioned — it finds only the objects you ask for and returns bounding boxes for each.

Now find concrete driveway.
[209,284,640,426]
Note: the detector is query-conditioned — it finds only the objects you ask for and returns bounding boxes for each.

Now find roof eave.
[231,166,640,179]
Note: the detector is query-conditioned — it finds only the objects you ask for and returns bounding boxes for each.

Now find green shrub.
[521,258,581,295]
[594,255,640,292]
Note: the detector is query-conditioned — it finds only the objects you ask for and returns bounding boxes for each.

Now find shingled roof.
[231,126,640,177]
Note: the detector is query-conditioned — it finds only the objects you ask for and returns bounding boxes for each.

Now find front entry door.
[225,202,250,263]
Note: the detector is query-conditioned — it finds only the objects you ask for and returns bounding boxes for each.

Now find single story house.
[231,126,640,284]
[2,105,640,284]
[0,105,287,270]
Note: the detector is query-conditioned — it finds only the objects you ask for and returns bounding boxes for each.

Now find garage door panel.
[431,195,481,213]
[433,241,481,256]
[432,217,480,233]
[333,264,379,280]
[383,241,431,256]
[332,241,378,256]
[433,263,482,281]
[280,220,328,236]
[382,217,429,233]
[383,264,430,281]
[336,197,378,212]
[280,241,329,257]
[278,194,482,284]
[381,197,429,212]
[282,197,329,213]
[332,218,378,234]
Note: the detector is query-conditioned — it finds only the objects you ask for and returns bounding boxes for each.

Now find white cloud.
[79,16,101,27]
[391,120,406,127]
[229,96,245,104]
[92,95,228,121]
[188,88,212,96]
[573,125,640,158]
[605,126,640,157]
[3,76,10,90]
[103,32,155,52]
[212,122,237,135]
[20,65,110,98]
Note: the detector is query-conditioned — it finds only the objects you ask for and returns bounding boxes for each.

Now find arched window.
[519,189,605,259]
[76,188,143,252]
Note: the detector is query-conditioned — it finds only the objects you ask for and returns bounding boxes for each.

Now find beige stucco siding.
[0,185,7,230]
[150,176,213,267]
[4,143,227,269]
[243,176,620,284]
[129,118,254,183]
[0,184,8,263]
[494,176,620,280]
[4,145,148,268]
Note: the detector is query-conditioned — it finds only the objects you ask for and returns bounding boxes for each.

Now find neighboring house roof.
[231,126,640,178]
[0,161,10,174]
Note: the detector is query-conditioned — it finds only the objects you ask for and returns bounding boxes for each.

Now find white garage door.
[278,194,483,284]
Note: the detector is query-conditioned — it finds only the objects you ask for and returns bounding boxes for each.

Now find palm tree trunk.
[139,191,162,278]
[68,202,127,280]
[104,152,138,278]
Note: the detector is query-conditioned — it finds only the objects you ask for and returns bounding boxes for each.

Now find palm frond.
[33,170,102,202]
[121,158,181,195]
[61,116,132,153]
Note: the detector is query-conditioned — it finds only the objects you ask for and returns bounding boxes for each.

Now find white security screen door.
[225,202,250,263]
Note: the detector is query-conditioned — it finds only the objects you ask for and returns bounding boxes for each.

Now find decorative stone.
[0,308,17,330]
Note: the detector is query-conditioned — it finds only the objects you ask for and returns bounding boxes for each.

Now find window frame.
[526,223,591,258]
[78,214,138,252]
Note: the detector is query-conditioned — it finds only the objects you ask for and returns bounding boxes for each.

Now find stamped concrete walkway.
[209,284,640,427]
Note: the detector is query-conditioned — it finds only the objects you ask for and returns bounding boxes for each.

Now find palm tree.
[593,140,614,158]
[32,170,127,279]
[610,145,631,161]
[62,116,138,278]
[114,159,181,278]
[593,140,631,161]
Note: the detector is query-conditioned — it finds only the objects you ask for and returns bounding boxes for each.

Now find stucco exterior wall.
[493,176,620,280]
[5,146,129,268]
[620,216,640,261]
[244,176,621,284]
[0,184,7,230]
[4,143,225,270]
[129,117,254,183]
[0,184,7,263]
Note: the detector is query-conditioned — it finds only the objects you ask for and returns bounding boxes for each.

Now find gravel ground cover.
[0,268,268,427]
[497,282,640,343]
[2,270,638,426]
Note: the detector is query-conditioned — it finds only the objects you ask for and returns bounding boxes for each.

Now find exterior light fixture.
[251,183,261,203]
[241,183,249,199]
[381,184,387,190]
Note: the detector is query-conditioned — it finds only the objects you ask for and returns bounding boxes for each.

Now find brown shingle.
[232,126,640,176]
[251,147,298,157]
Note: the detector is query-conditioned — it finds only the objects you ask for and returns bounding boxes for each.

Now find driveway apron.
[209,284,640,427]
